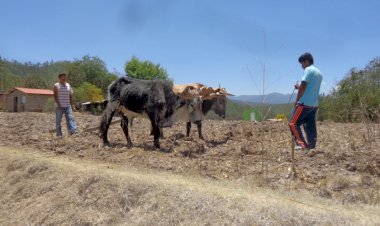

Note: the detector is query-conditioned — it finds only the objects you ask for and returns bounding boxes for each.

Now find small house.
[0,93,6,110]
[5,87,54,112]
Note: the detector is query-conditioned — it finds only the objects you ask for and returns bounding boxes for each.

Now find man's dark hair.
[298,52,314,64]
[58,73,66,78]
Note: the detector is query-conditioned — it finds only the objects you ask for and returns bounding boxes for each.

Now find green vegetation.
[1,54,379,122]
[66,55,117,95]
[0,55,117,103]
[43,98,55,112]
[319,57,380,122]
[242,108,261,121]
[0,56,70,92]
[23,74,48,89]
[0,55,170,103]
[228,57,380,122]
[125,56,171,81]
[226,99,293,121]
[226,100,260,120]
[73,82,104,103]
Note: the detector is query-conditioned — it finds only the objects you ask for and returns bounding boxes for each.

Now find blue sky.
[1,0,379,96]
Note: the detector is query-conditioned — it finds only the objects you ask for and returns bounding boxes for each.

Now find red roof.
[11,87,54,95]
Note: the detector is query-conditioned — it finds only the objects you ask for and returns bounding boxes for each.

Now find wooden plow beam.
[48,118,122,134]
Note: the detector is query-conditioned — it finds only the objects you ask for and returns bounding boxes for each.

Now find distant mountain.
[229,92,296,105]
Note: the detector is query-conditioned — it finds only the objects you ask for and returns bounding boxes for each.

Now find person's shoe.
[70,131,79,137]
[295,145,309,151]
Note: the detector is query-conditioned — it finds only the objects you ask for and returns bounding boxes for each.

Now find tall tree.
[319,57,380,122]
[124,56,171,81]
[0,58,23,92]
[23,74,48,89]
[66,55,117,94]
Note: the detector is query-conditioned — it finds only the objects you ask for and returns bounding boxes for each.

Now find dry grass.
[320,173,380,205]
[1,147,379,226]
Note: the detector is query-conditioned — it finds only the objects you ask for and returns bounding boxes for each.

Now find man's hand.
[294,82,300,89]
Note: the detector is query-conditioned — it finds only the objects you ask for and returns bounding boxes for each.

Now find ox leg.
[150,126,164,139]
[120,114,133,148]
[148,113,161,149]
[99,100,120,146]
[150,126,153,136]
[186,122,192,137]
[160,128,164,138]
[196,121,204,140]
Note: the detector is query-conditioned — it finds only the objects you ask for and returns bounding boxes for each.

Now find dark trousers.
[288,104,318,149]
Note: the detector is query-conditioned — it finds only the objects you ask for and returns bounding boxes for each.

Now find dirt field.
[0,111,379,225]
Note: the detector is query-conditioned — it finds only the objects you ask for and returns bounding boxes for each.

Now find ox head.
[187,96,203,122]
[197,85,230,119]
[213,96,227,118]
[173,95,203,123]
[202,96,227,119]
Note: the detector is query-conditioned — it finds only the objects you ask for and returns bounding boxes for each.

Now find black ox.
[99,77,199,149]
[127,93,226,140]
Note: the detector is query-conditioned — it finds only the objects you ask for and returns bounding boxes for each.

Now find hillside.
[0,56,117,95]
[0,58,70,91]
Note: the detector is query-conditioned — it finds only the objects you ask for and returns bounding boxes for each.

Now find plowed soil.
[1,111,379,204]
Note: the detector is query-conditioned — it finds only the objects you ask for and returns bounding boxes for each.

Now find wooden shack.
[5,87,54,112]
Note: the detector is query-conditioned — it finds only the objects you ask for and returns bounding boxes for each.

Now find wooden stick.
[291,138,297,177]
[83,119,122,133]
[48,118,122,134]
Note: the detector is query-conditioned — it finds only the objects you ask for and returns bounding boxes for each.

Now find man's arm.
[295,81,307,104]
[53,85,61,108]
[69,86,76,111]
[70,92,75,110]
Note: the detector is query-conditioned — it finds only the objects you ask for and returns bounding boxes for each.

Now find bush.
[73,82,104,103]
[43,98,55,112]
[319,57,380,122]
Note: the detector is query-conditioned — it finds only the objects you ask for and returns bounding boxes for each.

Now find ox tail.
[106,80,116,101]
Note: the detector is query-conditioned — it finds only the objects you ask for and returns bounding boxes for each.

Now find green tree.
[319,57,380,122]
[0,56,116,95]
[124,56,171,81]
[1,58,16,92]
[0,58,23,92]
[73,82,104,103]
[66,55,117,94]
[23,74,48,89]
[0,58,5,92]
[0,57,71,91]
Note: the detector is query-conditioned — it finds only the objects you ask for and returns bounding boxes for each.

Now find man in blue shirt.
[289,52,323,150]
